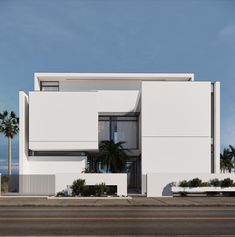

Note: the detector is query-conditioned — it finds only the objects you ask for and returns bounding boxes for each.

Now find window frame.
[99,115,139,150]
[40,81,59,91]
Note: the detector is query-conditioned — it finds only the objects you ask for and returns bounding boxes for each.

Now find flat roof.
[34,73,194,81]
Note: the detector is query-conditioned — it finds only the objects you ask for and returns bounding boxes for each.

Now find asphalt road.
[0,206,235,236]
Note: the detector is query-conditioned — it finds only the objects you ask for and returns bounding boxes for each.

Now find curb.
[47,196,132,200]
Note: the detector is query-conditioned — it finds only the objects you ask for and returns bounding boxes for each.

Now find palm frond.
[99,140,128,173]
[0,110,19,138]
[220,148,234,172]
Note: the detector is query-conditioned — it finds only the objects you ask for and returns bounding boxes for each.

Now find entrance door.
[127,157,141,193]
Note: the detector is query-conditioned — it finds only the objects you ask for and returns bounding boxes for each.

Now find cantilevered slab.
[34,73,194,90]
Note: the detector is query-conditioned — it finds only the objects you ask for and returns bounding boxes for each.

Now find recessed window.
[40,81,59,91]
[99,116,139,150]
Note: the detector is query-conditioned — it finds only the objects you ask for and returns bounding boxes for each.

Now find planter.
[172,186,235,195]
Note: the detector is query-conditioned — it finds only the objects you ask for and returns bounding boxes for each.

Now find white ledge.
[172,187,235,193]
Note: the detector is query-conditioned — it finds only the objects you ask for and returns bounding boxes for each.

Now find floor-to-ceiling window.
[98,115,139,150]
[94,115,141,192]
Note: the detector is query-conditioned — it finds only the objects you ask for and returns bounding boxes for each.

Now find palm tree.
[0,111,19,176]
[86,152,100,173]
[220,148,234,173]
[228,145,235,172]
[99,140,128,173]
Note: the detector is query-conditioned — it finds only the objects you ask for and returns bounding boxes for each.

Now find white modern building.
[19,73,221,196]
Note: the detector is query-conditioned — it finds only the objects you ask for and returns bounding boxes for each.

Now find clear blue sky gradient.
[0,0,235,153]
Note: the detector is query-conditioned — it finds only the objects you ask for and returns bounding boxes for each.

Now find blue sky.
[0,0,235,173]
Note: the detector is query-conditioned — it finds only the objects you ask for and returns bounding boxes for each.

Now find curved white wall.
[98,90,140,113]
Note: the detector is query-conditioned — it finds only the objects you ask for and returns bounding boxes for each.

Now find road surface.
[0,206,235,236]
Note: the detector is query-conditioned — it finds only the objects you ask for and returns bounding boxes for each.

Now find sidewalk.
[1,196,235,207]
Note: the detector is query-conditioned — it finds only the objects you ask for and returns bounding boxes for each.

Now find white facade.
[29,91,99,151]
[19,73,221,196]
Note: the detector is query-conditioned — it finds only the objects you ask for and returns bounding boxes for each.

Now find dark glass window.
[29,150,85,156]
[40,81,59,91]
[99,116,138,150]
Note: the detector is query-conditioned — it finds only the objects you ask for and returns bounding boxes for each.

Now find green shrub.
[69,181,117,197]
[94,182,107,196]
[56,191,66,197]
[82,185,116,196]
[81,186,95,196]
[188,178,202,188]
[200,182,209,187]
[221,178,234,188]
[106,185,117,195]
[179,180,189,187]
[177,178,235,189]
[71,179,86,196]
[210,178,220,187]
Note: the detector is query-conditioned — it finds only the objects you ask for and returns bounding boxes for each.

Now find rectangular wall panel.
[19,175,55,196]
[29,92,99,151]
[141,81,212,193]
[142,82,211,137]
[142,137,211,174]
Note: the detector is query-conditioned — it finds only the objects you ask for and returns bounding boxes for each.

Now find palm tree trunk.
[8,137,12,176]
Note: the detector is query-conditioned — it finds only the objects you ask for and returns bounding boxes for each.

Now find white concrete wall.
[147,173,235,197]
[19,91,29,175]
[21,89,140,178]
[21,74,220,197]
[56,173,127,196]
[214,82,220,173]
[23,156,86,175]
[142,82,211,137]
[28,90,140,152]
[19,92,87,179]
[60,79,141,91]
[34,73,194,92]
[142,137,211,174]
[141,82,212,193]
[29,91,99,151]
[98,90,140,113]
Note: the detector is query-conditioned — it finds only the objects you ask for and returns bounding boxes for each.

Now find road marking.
[1,207,235,212]
[0,217,235,221]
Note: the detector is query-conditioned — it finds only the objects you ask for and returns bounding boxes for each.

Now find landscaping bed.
[172,178,235,196]
[56,179,118,197]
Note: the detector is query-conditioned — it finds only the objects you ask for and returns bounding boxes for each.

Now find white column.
[214,82,220,173]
